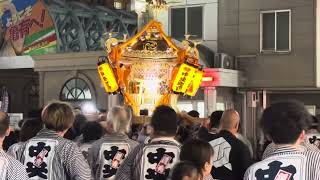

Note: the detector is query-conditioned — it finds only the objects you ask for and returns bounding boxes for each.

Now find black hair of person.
[28,109,43,118]
[309,115,319,130]
[260,100,311,144]
[188,110,200,118]
[171,161,200,180]
[151,105,178,136]
[82,121,104,143]
[64,114,88,140]
[180,139,213,177]
[20,118,44,142]
[210,111,224,128]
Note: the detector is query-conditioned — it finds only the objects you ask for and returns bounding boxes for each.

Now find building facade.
[156,0,243,117]
[2,0,320,155]
[157,0,320,156]
[0,0,136,116]
[218,0,320,155]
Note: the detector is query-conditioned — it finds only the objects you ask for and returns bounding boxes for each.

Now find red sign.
[201,68,220,87]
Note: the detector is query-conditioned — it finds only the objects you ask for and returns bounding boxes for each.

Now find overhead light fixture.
[114,0,124,9]
[146,0,168,11]
[202,77,213,82]
[135,0,147,12]
[82,102,97,114]
[201,68,220,87]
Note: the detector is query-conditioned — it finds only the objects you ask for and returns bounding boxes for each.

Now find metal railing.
[44,0,137,52]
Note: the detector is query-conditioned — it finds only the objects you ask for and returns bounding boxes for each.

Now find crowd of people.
[0,99,320,179]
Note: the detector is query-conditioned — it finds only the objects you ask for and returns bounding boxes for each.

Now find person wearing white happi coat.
[7,117,44,159]
[13,101,93,180]
[262,116,320,160]
[305,115,320,149]
[245,101,320,180]
[77,121,104,162]
[115,105,181,180]
[88,106,139,179]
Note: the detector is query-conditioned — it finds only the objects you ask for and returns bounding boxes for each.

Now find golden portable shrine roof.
[117,21,182,60]
[100,20,204,119]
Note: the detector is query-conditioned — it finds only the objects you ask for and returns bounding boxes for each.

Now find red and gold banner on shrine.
[1,0,57,55]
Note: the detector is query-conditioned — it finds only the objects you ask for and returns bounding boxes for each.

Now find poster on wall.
[0,0,57,55]
[305,105,316,116]
[7,113,23,130]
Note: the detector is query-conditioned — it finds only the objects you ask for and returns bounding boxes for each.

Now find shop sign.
[1,0,57,55]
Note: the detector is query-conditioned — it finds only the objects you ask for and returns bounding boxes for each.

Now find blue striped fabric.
[0,149,28,179]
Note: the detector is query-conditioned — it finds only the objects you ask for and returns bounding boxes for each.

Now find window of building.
[216,102,226,111]
[177,100,205,118]
[170,6,203,40]
[197,101,204,118]
[177,102,194,113]
[60,78,92,101]
[260,10,291,52]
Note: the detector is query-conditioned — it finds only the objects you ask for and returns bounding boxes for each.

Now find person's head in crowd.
[98,113,107,122]
[131,132,139,141]
[1,113,20,150]
[180,139,214,178]
[308,115,319,131]
[171,161,201,180]
[140,123,148,135]
[146,123,154,135]
[139,122,153,136]
[73,107,82,116]
[188,110,200,118]
[64,114,88,140]
[99,109,107,114]
[20,118,44,142]
[0,112,10,147]
[177,114,188,128]
[210,110,224,129]
[28,109,43,118]
[106,106,130,134]
[220,109,240,135]
[18,119,25,130]
[137,122,154,143]
[97,112,107,133]
[150,105,178,138]
[41,101,75,136]
[82,121,103,143]
[74,114,87,135]
[261,100,311,146]
[317,116,320,133]
[130,124,141,136]
[176,123,192,143]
